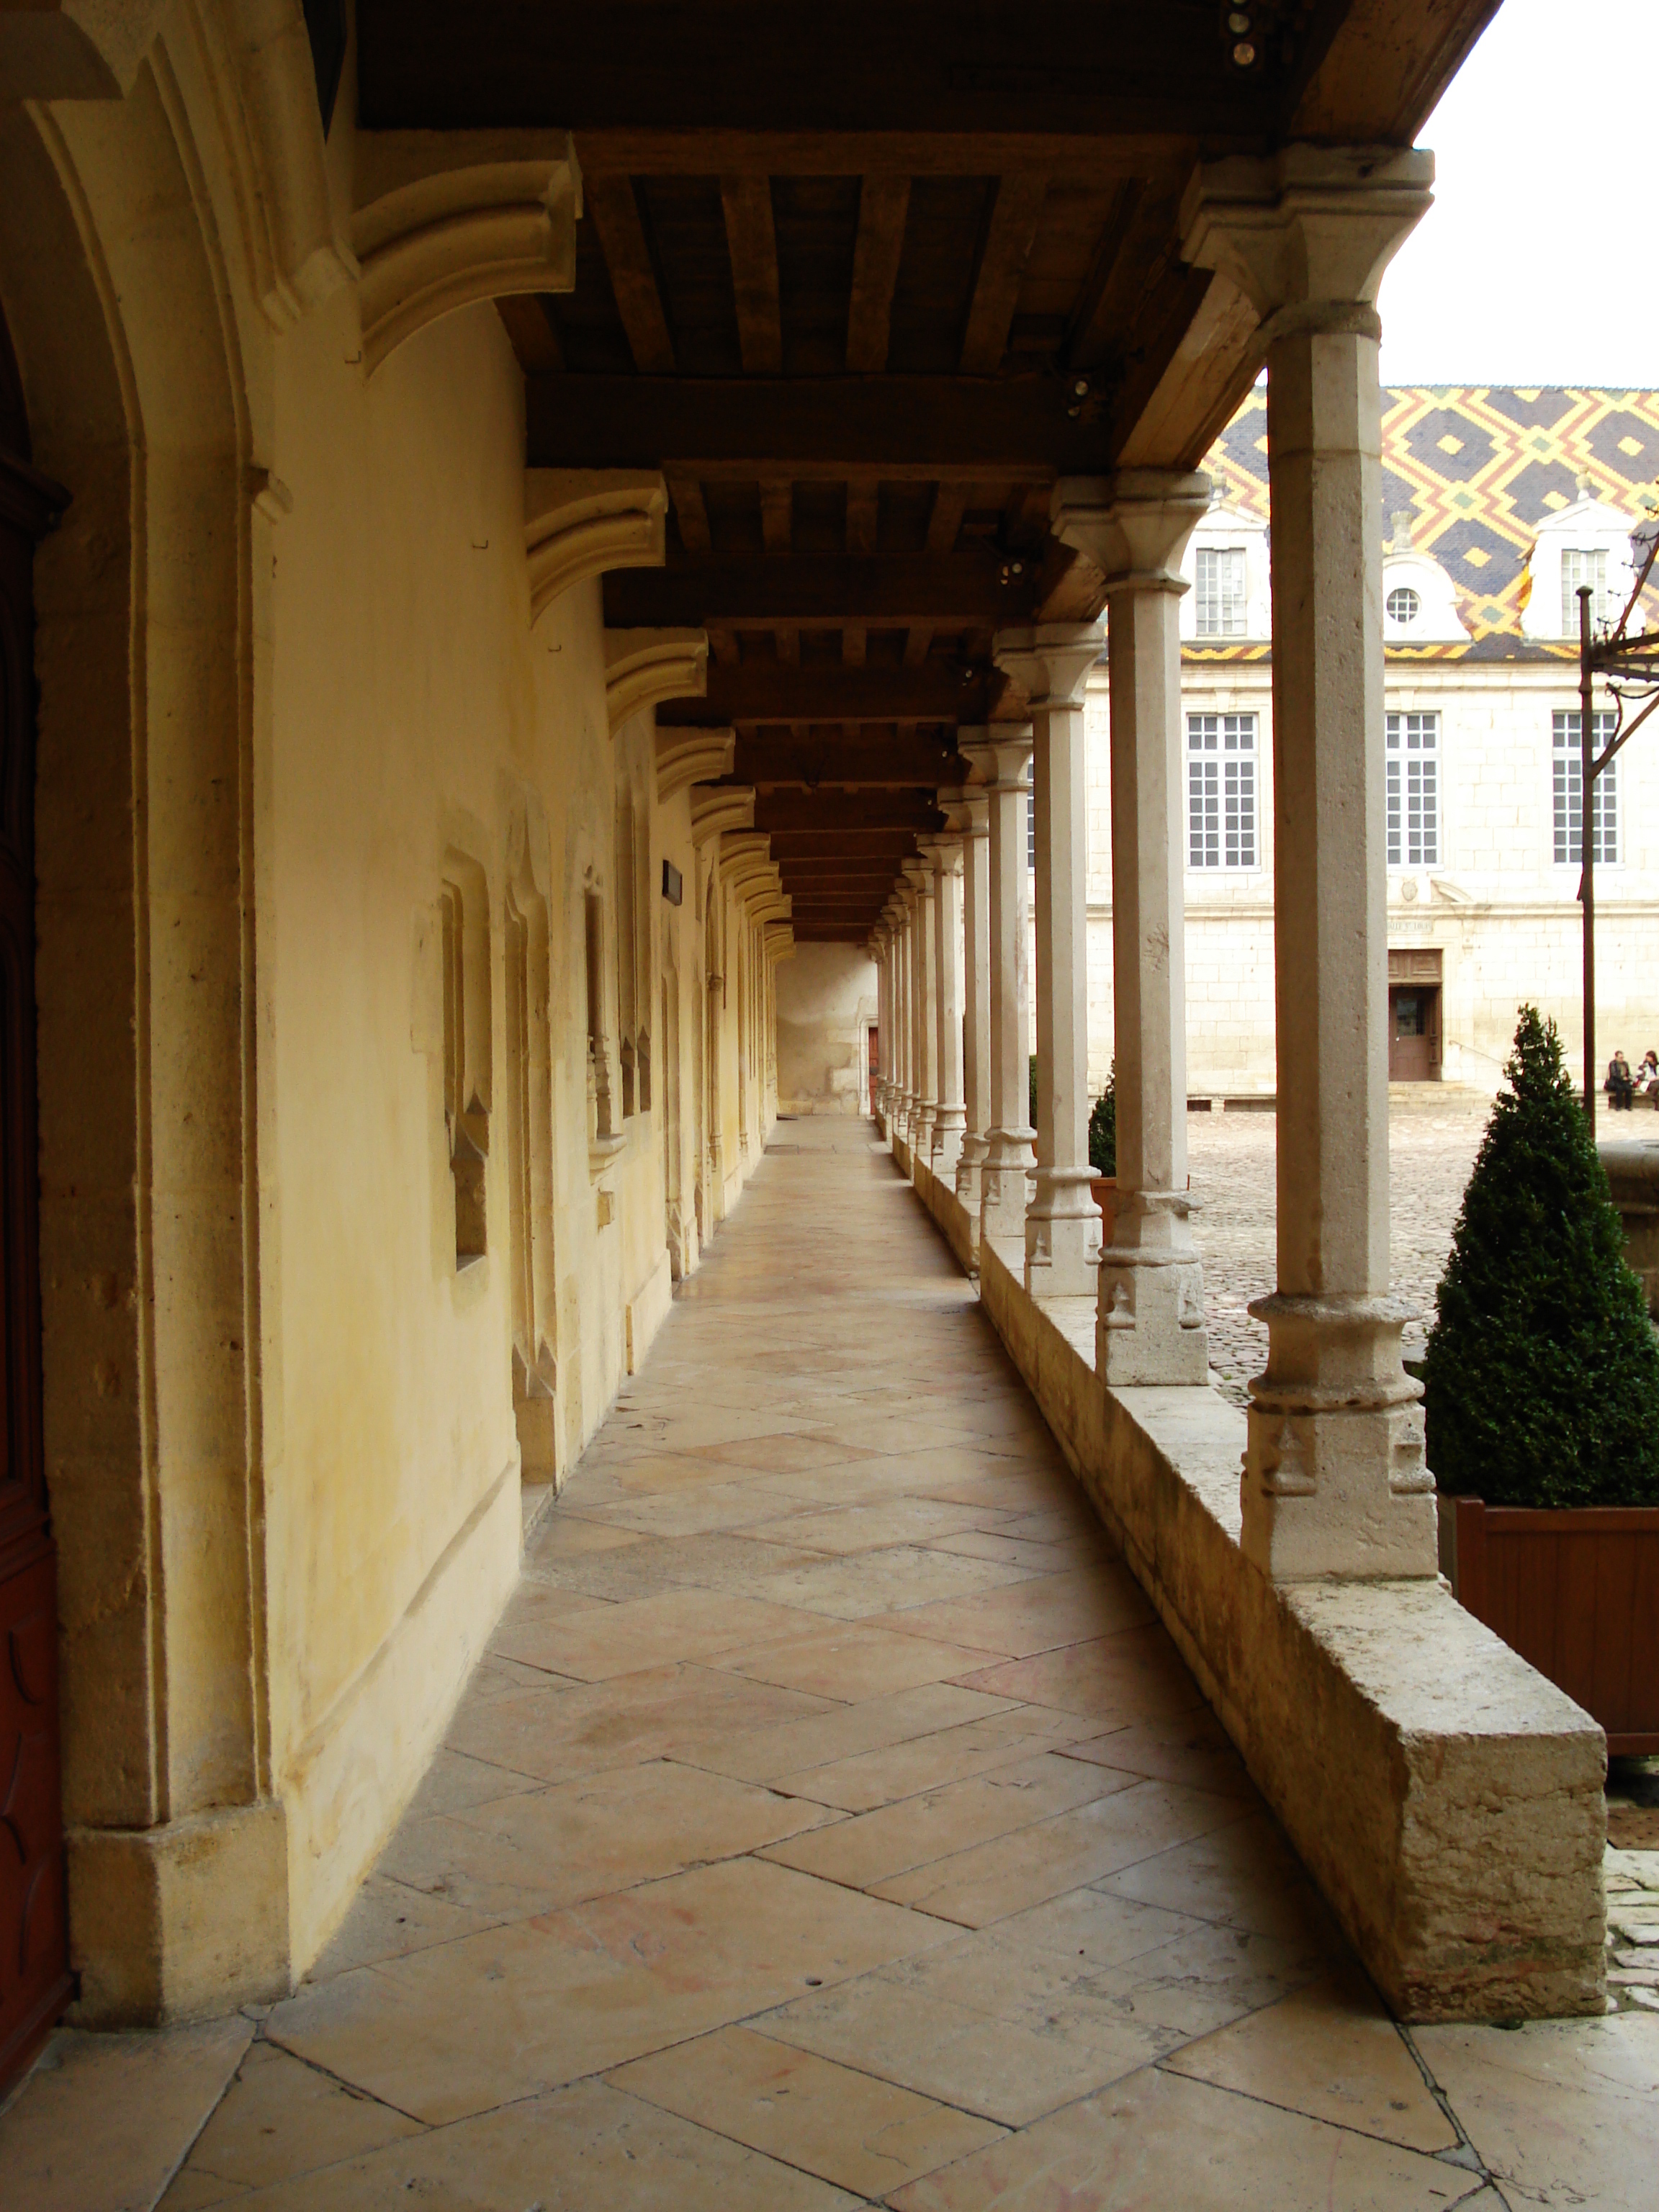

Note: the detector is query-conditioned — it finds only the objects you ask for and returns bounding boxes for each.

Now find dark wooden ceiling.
[359,0,1503,942]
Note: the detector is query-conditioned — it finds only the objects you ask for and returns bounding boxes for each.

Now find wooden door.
[1389,988,1435,1080]
[0,387,71,2088]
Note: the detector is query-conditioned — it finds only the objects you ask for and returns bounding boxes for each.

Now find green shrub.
[1423,1005,1659,1508]
[1089,1066,1117,1177]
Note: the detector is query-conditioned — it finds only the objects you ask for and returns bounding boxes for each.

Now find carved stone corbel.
[655,727,735,804]
[524,470,667,623]
[351,129,582,374]
[690,786,755,845]
[603,629,708,734]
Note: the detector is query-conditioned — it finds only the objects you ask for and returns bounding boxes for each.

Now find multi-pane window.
[1385,712,1439,868]
[1561,547,1612,635]
[1385,585,1421,626]
[1195,547,1248,637]
[1553,709,1618,864]
[1187,714,1257,868]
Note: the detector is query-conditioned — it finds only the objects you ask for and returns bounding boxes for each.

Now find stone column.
[1184,145,1437,1581]
[871,927,889,1123]
[976,729,1037,1242]
[1053,473,1212,1385]
[904,857,939,1169]
[994,625,1106,1299]
[948,758,992,1215]
[890,896,913,1146]
[921,829,967,1181]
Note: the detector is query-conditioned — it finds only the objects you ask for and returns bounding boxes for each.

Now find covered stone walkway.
[8,1125,1653,2209]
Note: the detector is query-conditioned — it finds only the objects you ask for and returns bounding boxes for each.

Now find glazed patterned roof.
[1202,386,1659,649]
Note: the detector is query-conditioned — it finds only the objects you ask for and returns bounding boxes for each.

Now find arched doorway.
[0,301,70,2088]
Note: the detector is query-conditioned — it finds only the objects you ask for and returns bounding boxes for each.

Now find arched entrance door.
[0,312,71,2089]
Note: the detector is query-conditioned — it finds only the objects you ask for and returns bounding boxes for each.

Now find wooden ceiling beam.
[847,176,911,373]
[585,174,675,374]
[566,134,1201,178]
[603,551,1035,630]
[720,174,783,375]
[662,661,980,724]
[732,733,961,787]
[524,375,1098,476]
[755,791,940,831]
[961,174,1049,375]
[845,481,880,556]
[760,477,793,555]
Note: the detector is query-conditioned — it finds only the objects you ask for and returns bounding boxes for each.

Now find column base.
[1241,1292,1438,1581]
[1025,1167,1101,1300]
[955,1131,989,1213]
[1099,1248,1210,1386]
[932,1107,966,1182]
[980,1125,1036,1241]
[68,1799,292,2026]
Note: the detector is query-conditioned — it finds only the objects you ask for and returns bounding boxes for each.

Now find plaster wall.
[0,30,770,2020]
[776,943,876,1115]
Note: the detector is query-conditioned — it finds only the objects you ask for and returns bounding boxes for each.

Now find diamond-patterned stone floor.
[6,1122,1654,2209]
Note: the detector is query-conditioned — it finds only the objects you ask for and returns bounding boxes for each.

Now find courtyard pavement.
[4,1118,1655,2209]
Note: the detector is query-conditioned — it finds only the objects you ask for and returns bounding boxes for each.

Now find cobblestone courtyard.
[1189,1093,1492,1407]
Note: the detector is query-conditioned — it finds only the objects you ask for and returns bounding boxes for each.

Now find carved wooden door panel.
[0,444,71,2090]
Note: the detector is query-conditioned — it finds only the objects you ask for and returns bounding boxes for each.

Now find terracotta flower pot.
[1092,1174,1116,1246]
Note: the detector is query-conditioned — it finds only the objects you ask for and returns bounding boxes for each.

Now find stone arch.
[0,64,280,2021]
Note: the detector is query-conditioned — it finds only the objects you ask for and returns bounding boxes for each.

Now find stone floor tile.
[399,1745,544,1821]
[156,2041,422,2207]
[887,2064,1483,2211]
[432,1756,837,1910]
[884,1564,1157,1658]
[608,2023,1006,2196]
[974,1883,1209,1972]
[927,1526,1112,1575]
[603,1404,823,1452]
[524,1511,644,1560]
[683,1429,881,1475]
[305,1872,503,1983]
[1164,1968,1458,2154]
[1056,1710,1263,1802]
[873,1778,1249,1926]
[1086,1915,1332,2041]
[567,1478,814,1538]
[603,1449,781,1494]
[266,1857,950,2126]
[1413,2012,1659,2211]
[761,1959,1168,2127]
[958,1619,1212,1722]
[749,1542,1043,1621]
[752,1497,1002,1555]
[445,1661,835,1784]
[487,1583,819,1681]
[713,1619,991,1702]
[774,1706,1102,1812]
[688,1679,1020,1786]
[1093,1808,1339,1945]
[1,2018,253,2212]
[208,2077,863,2211]
[762,1751,1133,1891]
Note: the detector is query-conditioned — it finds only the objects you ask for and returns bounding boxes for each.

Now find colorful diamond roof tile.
[1202,386,1659,647]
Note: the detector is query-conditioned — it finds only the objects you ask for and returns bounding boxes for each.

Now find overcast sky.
[1377,0,1658,387]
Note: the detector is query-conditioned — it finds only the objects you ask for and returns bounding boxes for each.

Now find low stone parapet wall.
[911,1156,977,1275]
[971,1231,1606,2023]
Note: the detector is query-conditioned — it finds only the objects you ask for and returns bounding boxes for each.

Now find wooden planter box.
[1092,1175,1115,1245]
[1439,1495,1659,1752]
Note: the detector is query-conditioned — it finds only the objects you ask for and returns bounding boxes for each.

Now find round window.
[1386,585,1421,626]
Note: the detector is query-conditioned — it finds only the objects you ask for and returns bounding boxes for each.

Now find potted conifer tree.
[1425,1006,1659,1750]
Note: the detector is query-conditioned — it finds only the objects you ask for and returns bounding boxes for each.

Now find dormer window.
[1385,585,1421,626]
[1195,547,1248,637]
[1561,547,1613,634]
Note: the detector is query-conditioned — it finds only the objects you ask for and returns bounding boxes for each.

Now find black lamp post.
[1578,504,1659,1125]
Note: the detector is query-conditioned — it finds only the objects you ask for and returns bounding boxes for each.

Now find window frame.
[1552,707,1619,867]
[1384,710,1440,871]
[1186,710,1259,872]
[1195,546,1249,639]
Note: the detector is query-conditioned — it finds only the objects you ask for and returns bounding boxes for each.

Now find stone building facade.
[1076,387,1659,1096]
